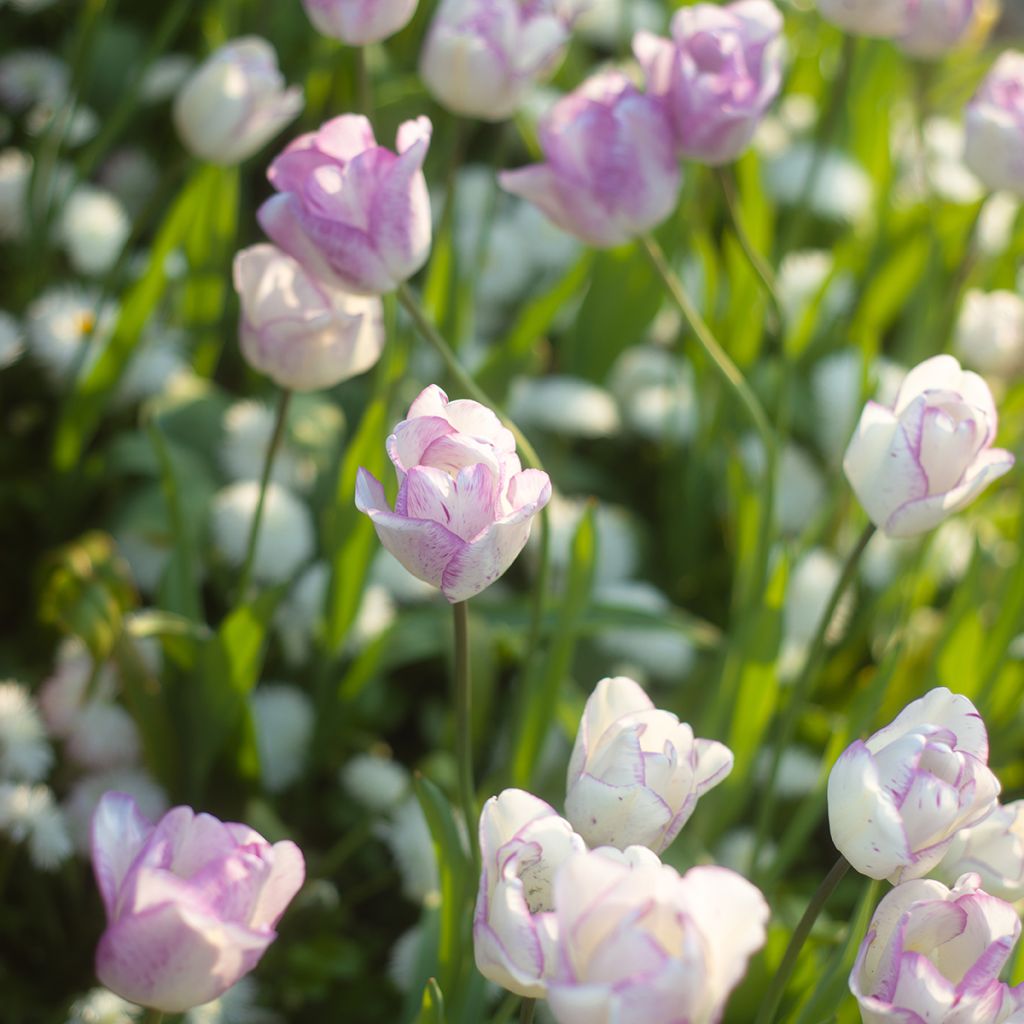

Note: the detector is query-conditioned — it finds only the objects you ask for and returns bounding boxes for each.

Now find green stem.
[355,44,372,116]
[453,601,478,864]
[641,234,776,456]
[141,1010,164,1024]
[753,522,876,865]
[754,856,851,1024]
[519,998,536,1024]
[235,389,292,602]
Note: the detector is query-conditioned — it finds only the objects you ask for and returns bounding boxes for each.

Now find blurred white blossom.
[0,782,73,869]
[812,348,865,462]
[0,50,68,111]
[274,562,329,665]
[98,148,161,217]
[0,681,53,781]
[742,439,826,536]
[574,0,663,46]
[250,684,314,792]
[185,978,281,1024]
[26,284,116,384]
[342,752,411,813]
[65,702,141,772]
[58,185,131,276]
[0,310,24,369]
[0,147,32,240]
[220,401,311,493]
[607,344,697,443]
[139,54,195,103]
[65,988,141,1024]
[764,144,872,224]
[777,250,854,329]
[376,796,440,906]
[955,289,1024,379]
[508,375,620,438]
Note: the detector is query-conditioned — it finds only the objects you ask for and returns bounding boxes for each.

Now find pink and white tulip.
[258,114,432,295]
[301,0,419,44]
[816,0,909,37]
[548,846,769,1024]
[897,0,979,58]
[965,51,1024,197]
[233,243,384,391]
[420,0,572,122]
[828,687,1000,883]
[937,800,1024,903]
[355,385,551,603]
[473,789,585,997]
[843,355,1013,538]
[633,0,784,166]
[91,792,305,1013]
[499,71,681,247]
[172,38,303,166]
[564,676,732,853]
[851,873,1024,1023]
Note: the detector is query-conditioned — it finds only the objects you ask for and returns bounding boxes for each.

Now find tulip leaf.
[414,978,446,1024]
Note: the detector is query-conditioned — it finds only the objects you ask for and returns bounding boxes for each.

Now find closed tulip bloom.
[91,791,305,1013]
[828,687,1000,883]
[851,873,1024,1023]
[936,801,1024,902]
[897,0,978,58]
[816,0,908,37]
[633,0,784,166]
[301,0,419,44]
[564,676,733,853]
[172,38,303,166]
[965,52,1024,197]
[843,355,1013,538]
[548,846,769,1024]
[499,71,681,247]
[355,385,551,602]
[233,243,384,391]
[473,789,585,997]
[258,114,432,295]
[420,0,570,122]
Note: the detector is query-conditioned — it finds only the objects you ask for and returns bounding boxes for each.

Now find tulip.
[955,290,1024,379]
[843,354,1013,538]
[301,0,419,44]
[172,38,303,166]
[419,0,571,122]
[936,800,1024,902]
[355,385,551,602]
[258,114,432,296]
[815,0,908,37]
[473,789,585,997]
[233,243,384,391]
[499,71,681,247]
[548,845,769,1024]
[897,0,979,58]
[91,791,304,1013]
[965,51,1024,197]
[633,0,784,166]
[851,873,1024,1023]
[564,676,733,853]
[828,687,1000,883]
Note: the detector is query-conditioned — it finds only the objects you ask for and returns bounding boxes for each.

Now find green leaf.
[414,979,446,1024]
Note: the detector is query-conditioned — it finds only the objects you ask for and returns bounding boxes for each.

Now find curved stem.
[519,998,536,1024]
[755,857,851,1024]
[452,601,478,864]
[753,522,876,864]
[235,389,292,602]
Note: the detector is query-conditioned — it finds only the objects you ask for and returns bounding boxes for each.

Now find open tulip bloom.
[91,791,305,1013]
[355,385,551,602]
[843,355,1013,538]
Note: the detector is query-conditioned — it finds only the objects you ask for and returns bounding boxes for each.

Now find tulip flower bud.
[548,846,769,1024]
[499,70,681,247]
[233,243,385,391]
[420,0,571,122]
[473,789,585,997]
[258,114,432,296]
[91,792,305,1013]
[828,687,1000,883]
[896,0,979,58]
[936,801,1024,902]
[172,38,303,166]
[815,0,908,37]
[965,51,1024,197]
[851,874,1024,1023]
[634,0,784,166]
[301,0,419,44]
[564,676,733,853]
[355,385,551,603]
[843,355,1013,538]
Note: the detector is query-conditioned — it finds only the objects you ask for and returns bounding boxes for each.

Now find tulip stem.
[452,600,478,864]
[519,998,536,1024]
[235,388,292,603]
[755,856,850,1024]
[753,522,876,867]
[141,1011,164,1024]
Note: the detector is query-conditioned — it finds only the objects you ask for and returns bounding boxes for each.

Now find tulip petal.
[92,791,155,919]
[564,773,673,850]
[250,840,305,928]
[568,677,654,786]
[894,355,965,413]
[547,983,613,1024]
[868,688,989,762]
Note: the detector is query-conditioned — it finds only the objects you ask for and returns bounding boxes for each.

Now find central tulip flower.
[473,789,585,997]
[91,792,305,1013]
[355,385,551,602]
[964,51,1024,197]
[564,676,733,853]
[633,0,784,166]
[828,688,1000,883]
[547,846,769,1024]
[851,874,1024,1023]
[843,355,1013,538]
[499,70,681,247]
[258,114,432,296]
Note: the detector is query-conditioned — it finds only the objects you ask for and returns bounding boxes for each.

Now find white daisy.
[58,185,131,276]
[0,782,73,869]
[0,681,53,781]
[25,284,117,384]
